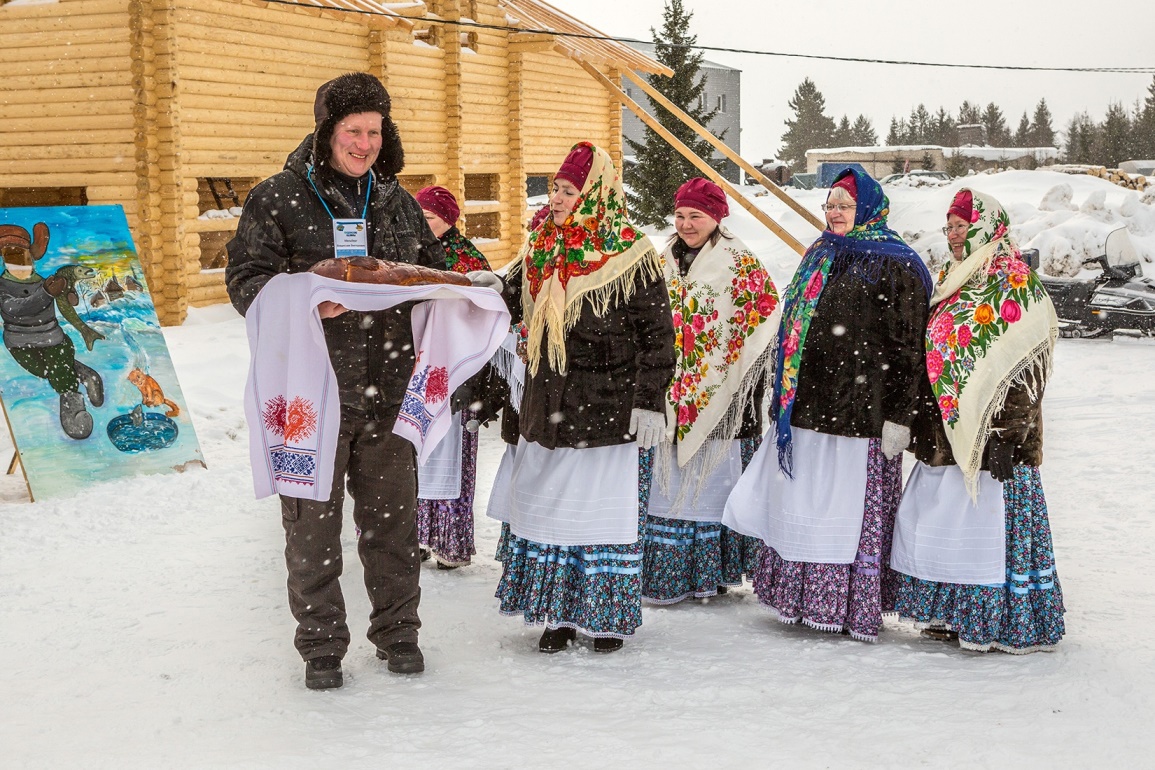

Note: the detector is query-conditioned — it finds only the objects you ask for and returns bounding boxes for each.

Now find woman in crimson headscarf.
[488,142,675,653]
[643,178,779,605]
[890,188,1064,653]
[724,167,931,642]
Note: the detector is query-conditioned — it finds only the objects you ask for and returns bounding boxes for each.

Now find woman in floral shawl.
[890,188,1064,653]
[413,185,494,569]
[489,143,676,653]
[643,178,779,605]
[723,167,931,642]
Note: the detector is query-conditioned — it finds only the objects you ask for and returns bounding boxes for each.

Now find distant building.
[621,42,742,182]
[805,145,1059,179]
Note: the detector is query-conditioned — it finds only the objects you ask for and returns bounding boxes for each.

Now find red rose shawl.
[927,189,1057,496]
[656,229,780,508]
[519,142,661,375]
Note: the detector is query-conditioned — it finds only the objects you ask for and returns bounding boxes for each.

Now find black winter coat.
[789,256,929,438]
[504,268,676,450]
[226,136,446,417]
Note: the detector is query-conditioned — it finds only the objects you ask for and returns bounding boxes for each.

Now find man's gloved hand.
[987,435,1016,482]
[43,274,67,297]
[881,420,911,460]
[629,408,666,450]
[465,271,503,292]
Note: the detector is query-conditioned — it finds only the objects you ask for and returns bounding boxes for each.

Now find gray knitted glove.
[881,420,911,460]
[465,271,503,292]
[629,408,666,451]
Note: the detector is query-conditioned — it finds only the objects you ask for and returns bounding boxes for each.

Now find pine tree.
[833,115,853,147]
[1030,99,1055,147]
[851,114,878,146]
[983,102,1011,146]
[909,104,933,144]
[1013,112,1032,147]
[885,117,903,146]
[1063,112,1098,163]
[930,107,957,146]
[958,100,983,126]
[1094,102,1132,167]
[1139,76,1155,158]
[624,0,721,229]
[778,78,836,171]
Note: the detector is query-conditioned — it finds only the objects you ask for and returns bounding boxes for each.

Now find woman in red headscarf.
[643,178,780,605]
[482,142,675,653]
[412,185,494,569]
[891,188,1064,653]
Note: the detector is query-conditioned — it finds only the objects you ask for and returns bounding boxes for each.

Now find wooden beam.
[577,60,808,256]
[621,68,824,232]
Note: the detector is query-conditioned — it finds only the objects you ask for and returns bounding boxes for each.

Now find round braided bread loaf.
[308,257,470,287]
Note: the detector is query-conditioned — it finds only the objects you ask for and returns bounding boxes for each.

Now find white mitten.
[881,420,911,460]
[629,408,666,450]
[465,270,503,292]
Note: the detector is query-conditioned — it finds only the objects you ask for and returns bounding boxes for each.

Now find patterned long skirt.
[751,438,903,642]
[892,465,1065,653]
[416,412,479,567]
[495,448,650,639]
[642,437,762,604]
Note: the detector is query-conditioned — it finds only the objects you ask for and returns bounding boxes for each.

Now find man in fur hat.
[227,72,447,689]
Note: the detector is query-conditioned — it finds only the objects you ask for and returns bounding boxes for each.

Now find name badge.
[332,218,368,258]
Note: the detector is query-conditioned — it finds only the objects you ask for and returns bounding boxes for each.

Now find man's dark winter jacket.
[504,268,676,450]
[226,135,446,416]
[789,257,929,438]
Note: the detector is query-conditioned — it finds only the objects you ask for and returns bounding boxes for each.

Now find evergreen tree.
[885,116,903,146]
[958,100,983,126]
[624,0,721,229]
[833,115,853,147]
[983,102,1011,146]
[1063,111,1098,163]
[1013,112,1032,147]
[930,107,957,146]
[909,104,933,144]
[778,78,837,171]
[1139,76,1155,158]
[1094,102,1132,167]
[851,114,878,146]
[1030,99,1055,147]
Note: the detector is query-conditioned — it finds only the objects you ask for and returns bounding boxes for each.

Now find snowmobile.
[1040,228,1155,339]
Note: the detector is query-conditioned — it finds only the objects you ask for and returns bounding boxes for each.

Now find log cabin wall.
[1,0,641,322]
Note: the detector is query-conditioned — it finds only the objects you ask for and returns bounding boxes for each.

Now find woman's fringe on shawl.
[654,340,777,514]
[960,334,1055,501]
[524,242,664,376]
[489,258,526,410]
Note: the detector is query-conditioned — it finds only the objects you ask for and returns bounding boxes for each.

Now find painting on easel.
[0,205,204,502]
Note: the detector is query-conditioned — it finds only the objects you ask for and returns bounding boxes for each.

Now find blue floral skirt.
[642,438,762,604]
[494,448,648,639]
[892,465,1065,653]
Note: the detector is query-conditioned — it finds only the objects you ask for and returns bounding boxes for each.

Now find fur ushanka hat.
[312,72,405,177]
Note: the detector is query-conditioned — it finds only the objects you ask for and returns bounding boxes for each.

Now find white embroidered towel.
[244,272,508,500]
[417,411,464,501]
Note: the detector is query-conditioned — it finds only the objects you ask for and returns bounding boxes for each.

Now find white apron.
[508,439,639,546]
[723,427,870,564]
[416,411,464,501]
[890,462,1007,585]
[649,440,743,523]
[485,442,517,524]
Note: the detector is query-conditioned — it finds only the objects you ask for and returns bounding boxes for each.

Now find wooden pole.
[576,60,808,256]
[0,395,33,502]
[620,69,825,232]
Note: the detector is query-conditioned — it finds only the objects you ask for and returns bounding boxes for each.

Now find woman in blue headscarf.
[723,167,931,642]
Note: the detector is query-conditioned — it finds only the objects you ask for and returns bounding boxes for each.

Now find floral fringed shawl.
[770,167,932,475]
[519,142,662,375]
[441,227,490,274]
[927,189,1058,496]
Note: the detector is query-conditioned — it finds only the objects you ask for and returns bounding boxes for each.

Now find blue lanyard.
[307,165,373,220]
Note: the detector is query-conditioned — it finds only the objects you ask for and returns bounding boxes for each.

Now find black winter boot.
[74,361,104,407]
[594,637,624,654]
[538,627,576,654]
[304,655,343,690]
[59,391,93,439]
[376,641,425,674]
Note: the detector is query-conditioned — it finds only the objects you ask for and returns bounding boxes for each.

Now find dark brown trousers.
[280,409,421,661]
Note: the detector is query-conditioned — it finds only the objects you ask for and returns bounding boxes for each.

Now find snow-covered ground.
[3,171,1155,767]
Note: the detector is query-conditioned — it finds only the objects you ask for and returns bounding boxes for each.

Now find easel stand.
[0,394,34,502]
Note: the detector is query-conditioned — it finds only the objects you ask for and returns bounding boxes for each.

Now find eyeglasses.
[941,224,969,235]
[821,204,856,213]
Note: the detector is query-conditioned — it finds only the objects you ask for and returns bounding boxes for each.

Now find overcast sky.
[548,0,1155,160]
